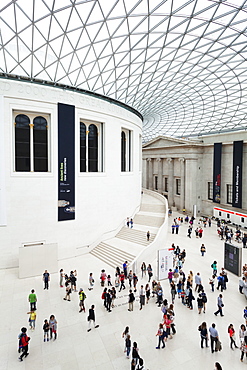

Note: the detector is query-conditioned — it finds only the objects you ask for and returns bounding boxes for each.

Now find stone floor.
[0,208,246,370]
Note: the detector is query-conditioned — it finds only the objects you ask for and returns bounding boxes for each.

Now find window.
[121,129,132,172]
[176,178,181,195]
[80,121,103,172]
[154,176,158,190]
[226,184,232,204]
[14,112,49,172]
[208,182,213,200]
[164,177,168,192]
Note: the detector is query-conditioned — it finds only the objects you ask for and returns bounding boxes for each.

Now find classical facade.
[142,132,247,217]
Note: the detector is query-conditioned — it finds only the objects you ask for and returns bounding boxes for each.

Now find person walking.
[43,319,49,342]
[128,289,135,311]
[147,264,153,282]
[78,288,86,313]
[201,290,207,313]
[145,283,150,304]
[27,310,36,330]
[198,322,208,348]
[209,323,219,353]
[187,226,192,238]
[18,327,30,361]
[28,289,37,311]
[126,334,131,359]
[239,324,247,344]
[87,305,99,332]
[228,324,238,350]
[214,294,224,317]
[49,315,57,340]
[139,285,145,310]
[195,273,202,292]
[43,270,50,290]
[59,269,64,287]
[211,261,217,276]
[119,272,126,292]
[156,323,166,349]
[147,231,150,241]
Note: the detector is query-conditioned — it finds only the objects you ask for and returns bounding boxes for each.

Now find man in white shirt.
[209,323,219,353]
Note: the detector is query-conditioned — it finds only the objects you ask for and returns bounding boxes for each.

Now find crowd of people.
[17,212,247,369]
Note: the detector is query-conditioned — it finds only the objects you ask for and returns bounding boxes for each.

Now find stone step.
[98,242,135,260]
[133,214,164,227]
[116,228,155,246]
[140,204,166,213]
[90,242,135,269]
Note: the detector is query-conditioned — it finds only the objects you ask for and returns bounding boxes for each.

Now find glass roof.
[1,0,247,141]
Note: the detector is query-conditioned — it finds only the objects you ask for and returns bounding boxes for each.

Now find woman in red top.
[228,324,238,350]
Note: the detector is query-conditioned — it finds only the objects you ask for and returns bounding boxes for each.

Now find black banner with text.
[232,140,243,208]
[58,103,75,221]
[213,143,222,203]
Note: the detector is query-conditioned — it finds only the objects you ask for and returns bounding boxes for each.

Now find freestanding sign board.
[224,242,242,277]
[157,249,173,280]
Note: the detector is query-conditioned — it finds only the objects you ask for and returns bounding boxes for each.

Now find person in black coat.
[87,305,99,332]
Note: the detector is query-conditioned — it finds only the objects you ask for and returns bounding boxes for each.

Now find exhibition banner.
[213,142,222,203]
[232,140,243,208]
[157,249,173,280]
[58,103,75,221]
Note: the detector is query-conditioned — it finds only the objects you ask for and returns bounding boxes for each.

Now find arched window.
[88,124,98,172]
[121,131,126,172]
[33,116,48,172]
[80,121,103,172]
[15,114,30,171]
[80,122,86,172]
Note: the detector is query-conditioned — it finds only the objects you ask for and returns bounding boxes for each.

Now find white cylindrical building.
[0,78,142,269]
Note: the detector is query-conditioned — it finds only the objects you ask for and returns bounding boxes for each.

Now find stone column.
[156,158,162,192]
[179,157,185,211]
[147,158,153,189]
[167,158,174,207]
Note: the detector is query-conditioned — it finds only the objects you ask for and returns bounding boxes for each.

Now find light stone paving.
[0,206,247,369]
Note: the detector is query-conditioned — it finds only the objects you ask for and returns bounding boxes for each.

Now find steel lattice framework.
[1,0,247,141]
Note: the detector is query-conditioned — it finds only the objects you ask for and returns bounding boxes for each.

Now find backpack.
[211,263,214,268]
[202,295,207,303]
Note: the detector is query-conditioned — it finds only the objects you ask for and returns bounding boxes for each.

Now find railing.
[130,188,168,279]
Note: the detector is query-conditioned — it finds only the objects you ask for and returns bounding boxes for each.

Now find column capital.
[147,157,152,162]
[179,157,185,162]
[156,158,161,162]
[167,157,173,163]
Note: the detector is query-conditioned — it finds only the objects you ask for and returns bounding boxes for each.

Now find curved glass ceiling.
[1,0,247,141]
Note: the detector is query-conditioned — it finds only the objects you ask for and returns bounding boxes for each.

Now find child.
[180,289,186,305]
[27,310,36,330]
[43,319,49,342]
[115,275,120,288]
[49,315,57,340]
[107,275,112,286]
